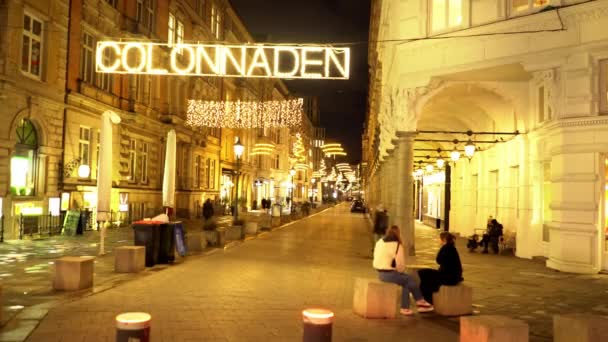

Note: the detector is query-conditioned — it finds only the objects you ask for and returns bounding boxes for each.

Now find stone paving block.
[460,315,529,342]
[353,277,400,319]
[52,256,95,291]
[433,283,473,316]
[554,313,608,342]
[114,246,145,273]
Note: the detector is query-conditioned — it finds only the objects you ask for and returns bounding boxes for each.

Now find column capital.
[395,131,417,140]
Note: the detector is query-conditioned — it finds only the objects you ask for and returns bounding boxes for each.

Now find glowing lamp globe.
[233,137,244,158]
[290,168,296,176]
[425,164,434,173]
[464,140,476,158]
[450,149,461,162]
[78,164,91,178]
[436,158,445,169]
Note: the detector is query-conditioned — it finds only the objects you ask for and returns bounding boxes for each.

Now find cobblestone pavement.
[4,204,608,341]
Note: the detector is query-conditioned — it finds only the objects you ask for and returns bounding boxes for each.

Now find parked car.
[350,200,366,213]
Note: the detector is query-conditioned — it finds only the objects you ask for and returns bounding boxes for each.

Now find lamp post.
[233,137,244,222]
[290,167,296,209]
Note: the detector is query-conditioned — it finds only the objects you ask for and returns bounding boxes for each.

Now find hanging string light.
[186,98,303,128]
[322,143,346,157]
[251,143,275,156]
[464,140,476,159]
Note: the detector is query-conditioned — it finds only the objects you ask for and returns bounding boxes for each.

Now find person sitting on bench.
[481,219,503,254]
[417,232,464,304]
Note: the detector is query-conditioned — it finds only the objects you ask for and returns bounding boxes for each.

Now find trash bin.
[173,222,187,257]
[157,223,176,264]
[132,222,161,267]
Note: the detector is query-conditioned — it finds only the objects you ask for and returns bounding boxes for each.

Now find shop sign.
[119,193,129,212]
[96,42,350,80]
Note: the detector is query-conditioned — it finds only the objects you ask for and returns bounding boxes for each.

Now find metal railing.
[19,212,66,239]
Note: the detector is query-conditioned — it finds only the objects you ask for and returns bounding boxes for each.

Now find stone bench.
[554,314,608,342]
[245,222,258,235]
[433,283,473,316]
[353,278,400,319]
[225,225,243,240]
[53,256,95,291]
[114,246,145,273]
[460,315,529,342]
[204,229,226,247]
[186,231,206,253]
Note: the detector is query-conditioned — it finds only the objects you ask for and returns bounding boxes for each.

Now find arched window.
[11,119,38,196]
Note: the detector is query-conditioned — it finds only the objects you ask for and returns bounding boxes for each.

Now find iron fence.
[19,212,66,239]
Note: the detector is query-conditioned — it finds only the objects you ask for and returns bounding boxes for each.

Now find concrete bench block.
[53,256,95,291]
[554,314,608,342]
[225,226,243,240]
[114,246,145,273]
[461,315,528,342]
[353,278,400,319]
[186,231,206,252]
[245,222,258,235]
[433,284,473,316]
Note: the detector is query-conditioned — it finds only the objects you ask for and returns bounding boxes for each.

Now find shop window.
[510,0,548,15]
[80,32,95,84]
[11,119,38,196]
[79,126,91,169]
[600,60,608,114]
[430,0,464,34]
[22,12,43,79]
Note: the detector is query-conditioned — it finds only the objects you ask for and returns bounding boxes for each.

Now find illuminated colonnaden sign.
[96,42,350,80]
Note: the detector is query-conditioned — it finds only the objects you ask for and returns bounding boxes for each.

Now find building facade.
[0,0,307,240]
[364,0,608,273]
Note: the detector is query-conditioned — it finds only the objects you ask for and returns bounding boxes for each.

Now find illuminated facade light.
[78,164,91,178]
[450,148,461,162]
[186,99,303,128]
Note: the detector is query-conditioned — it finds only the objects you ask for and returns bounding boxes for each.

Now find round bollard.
[116,312,151,342]
[302,308,333,342]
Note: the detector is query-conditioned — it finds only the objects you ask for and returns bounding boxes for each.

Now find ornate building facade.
[364,0,608,273]
[0,0,306,240]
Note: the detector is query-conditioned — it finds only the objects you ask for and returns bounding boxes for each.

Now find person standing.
[417,232,464,304]
[482,219,503,254]
[202,198,214,221]
[373,209,389,243]
[373,225,434,316]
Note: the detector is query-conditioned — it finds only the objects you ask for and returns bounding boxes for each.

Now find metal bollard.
[302,308,333,342]
[116,312,151,342]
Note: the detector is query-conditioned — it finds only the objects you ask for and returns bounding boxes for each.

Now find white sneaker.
[399,308,414,316]
[417,305,434,313]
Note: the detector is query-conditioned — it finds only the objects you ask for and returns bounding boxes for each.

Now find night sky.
[230,0,371,162]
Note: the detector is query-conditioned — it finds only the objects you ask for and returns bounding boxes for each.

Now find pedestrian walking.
[202,199,214,221]
[373,225,434,316]
[261,198,267,210]
[417,232,464,304]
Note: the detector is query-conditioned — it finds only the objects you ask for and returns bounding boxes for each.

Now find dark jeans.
[417,269,462,304]
[481,234,500,254]
[378,271,423,309]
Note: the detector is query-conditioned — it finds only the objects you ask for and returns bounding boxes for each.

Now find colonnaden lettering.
[95,41,350,80]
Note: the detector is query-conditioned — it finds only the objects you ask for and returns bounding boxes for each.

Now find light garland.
[292,133,306,163]
[251,143,276,156]
[322,142,346,157]
[186,98,303,128]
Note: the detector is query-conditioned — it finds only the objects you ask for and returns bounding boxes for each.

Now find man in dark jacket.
[202,199,214,221]
[482,219,503,254]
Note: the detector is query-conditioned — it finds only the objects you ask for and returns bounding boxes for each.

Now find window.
[103,0,117,7]
[11,119,38,196]
[137,0,154,31]
[511,0,548,14]
[194,155,201,188]
[168,14,175,46]
[80,32,94,83]
[209,160,216,189]
[177,21,184,47]
[600,60,608,114]
[430,0,463,33]
[204,158,210,188]
[136,75,151,105]
[128,139,136,181]
[198,0,206,20]
[99,47,113,92]
[211,4,221,39]
[79,126,91,169]
[168,13,184,52]
[274,155,280,169]
[538,85,545,123]
[22,12,43,78]
[140,142,149,183]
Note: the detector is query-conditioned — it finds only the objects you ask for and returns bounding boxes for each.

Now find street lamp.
[233,137,244,222]
[289,167,296,208]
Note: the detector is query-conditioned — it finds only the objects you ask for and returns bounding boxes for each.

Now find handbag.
[391,243,400,268]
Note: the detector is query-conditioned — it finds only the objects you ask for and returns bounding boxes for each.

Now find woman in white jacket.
[373,225,434,315]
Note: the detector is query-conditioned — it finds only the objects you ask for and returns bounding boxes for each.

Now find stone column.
[394,132,416,257]
[385,149,395,225]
